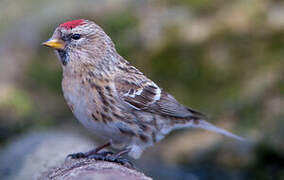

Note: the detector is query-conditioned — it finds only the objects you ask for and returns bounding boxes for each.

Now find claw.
[98,151,114,157]
[67,152,87,159]
[65,142,133,168]
[115,157,134,168]
[87,150,134,168]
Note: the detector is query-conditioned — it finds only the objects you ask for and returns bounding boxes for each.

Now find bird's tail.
[186,119,245,141]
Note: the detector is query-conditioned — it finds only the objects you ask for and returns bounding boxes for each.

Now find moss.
[279,78,284,95]
[100,11,138,37]
[0,89,33,118]
[96,10,140,60]
[166,0,228,15]
[26,51,62,94]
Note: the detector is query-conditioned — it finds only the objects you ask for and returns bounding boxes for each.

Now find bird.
[42,19,244,164]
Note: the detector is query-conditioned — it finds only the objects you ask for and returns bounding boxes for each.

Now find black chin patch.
[57,49,68,66]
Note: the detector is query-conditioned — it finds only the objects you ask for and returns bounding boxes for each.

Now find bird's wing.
[114,73,205,119]
[114,72,244,142]
[114,74,160,110]
[152,90,206,119]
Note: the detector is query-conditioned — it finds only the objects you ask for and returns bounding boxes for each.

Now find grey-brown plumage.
[43,19,244,159]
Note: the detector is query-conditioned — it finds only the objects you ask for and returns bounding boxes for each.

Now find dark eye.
[71,34,81,40]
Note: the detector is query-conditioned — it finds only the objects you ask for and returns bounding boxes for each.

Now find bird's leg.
[91,148,134,168]
[67,141,112,159]
[85,141,112,156]
[67,142,133,168]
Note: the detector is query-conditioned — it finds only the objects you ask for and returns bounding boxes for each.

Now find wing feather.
[114,73,206,119]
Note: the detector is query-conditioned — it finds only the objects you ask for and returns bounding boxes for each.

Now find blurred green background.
[0,0,283,179]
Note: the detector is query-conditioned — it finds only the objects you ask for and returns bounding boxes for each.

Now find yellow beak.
[42,39,64,49]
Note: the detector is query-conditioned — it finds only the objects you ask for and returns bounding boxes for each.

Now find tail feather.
[191,120,245,141]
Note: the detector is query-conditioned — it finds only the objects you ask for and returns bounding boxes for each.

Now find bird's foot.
[67,150,133,168]
[67,141,112,159]
[67,152,88,159]
[66,141,133,168]
[67,151,113,159]
[88,151,133,168]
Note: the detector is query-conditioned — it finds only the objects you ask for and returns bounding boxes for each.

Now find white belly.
[61,76,151,158]
[62,77,127,144]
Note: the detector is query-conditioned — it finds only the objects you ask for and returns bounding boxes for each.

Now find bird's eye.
[71,34,81,40]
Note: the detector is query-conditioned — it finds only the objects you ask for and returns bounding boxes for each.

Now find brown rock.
[39,158,152,180]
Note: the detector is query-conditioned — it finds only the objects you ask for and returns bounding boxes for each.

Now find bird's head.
[42,19,116,66]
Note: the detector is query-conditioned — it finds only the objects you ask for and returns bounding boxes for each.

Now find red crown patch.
[59,19,85,29]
